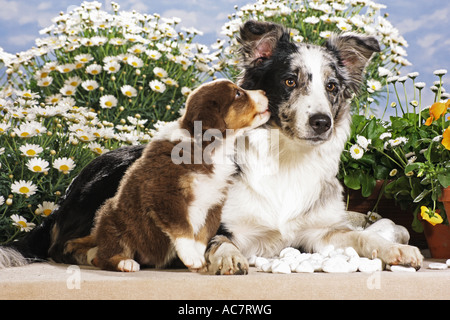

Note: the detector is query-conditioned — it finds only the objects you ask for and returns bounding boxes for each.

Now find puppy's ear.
[181,98,227,135]
[326,33,380,94]
[238,20,287,66]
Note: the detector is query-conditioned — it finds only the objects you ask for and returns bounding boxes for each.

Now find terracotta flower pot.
[421,187,450,259]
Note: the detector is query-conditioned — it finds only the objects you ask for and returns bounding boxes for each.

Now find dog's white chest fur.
[222,126,349,258]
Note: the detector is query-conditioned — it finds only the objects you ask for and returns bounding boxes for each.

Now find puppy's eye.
[235,90,242,98]
[285,79,297,88]
[326,82,337,93]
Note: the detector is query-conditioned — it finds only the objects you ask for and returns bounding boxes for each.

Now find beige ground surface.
[0,259,449,300]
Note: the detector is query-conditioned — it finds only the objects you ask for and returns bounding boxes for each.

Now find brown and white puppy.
[64,79,269,272]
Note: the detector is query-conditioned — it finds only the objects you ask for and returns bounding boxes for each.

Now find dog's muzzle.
[309,113,332,135]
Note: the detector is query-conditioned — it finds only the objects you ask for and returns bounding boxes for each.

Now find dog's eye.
[285,79,297,88]
[326,82,337,93]
[235,90,242,98]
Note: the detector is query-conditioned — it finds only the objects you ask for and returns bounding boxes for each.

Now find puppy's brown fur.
[65,80,269,272]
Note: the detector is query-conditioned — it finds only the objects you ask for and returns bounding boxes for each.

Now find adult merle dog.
[0,21,423,273]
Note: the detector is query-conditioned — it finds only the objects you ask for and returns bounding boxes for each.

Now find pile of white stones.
[249,246,450,274]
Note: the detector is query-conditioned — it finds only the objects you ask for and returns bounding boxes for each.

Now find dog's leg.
[319,228,423,269]
[205,235,249,275]
[64,235,97,266]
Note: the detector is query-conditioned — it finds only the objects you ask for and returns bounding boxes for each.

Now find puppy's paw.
[207,242,249,275]
[175,238,207,271]
[117,259,140,272]
[376,244,423,270]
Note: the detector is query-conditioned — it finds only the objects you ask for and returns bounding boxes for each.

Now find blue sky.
[0,0,449,114]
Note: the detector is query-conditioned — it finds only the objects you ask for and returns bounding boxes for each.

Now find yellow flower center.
[87,85,94,90]
[33,166,42,172]
[105,101,113,107]
[125,91,132,96]
[26,149,36,156]
[59,164,70,171]
[17,220,27,228]
[43,209,52,216]
[20,132,30,137]
[19,186,30,194]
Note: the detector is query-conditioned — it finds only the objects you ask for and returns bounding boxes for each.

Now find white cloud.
[397,6,449,34]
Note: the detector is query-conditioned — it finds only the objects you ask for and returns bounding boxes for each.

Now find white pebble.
[322,256,355,273]
[260,262,273,273]
[295,260,315,273]
[279,247,300,258]
[358,258,382,273]
[387,265,416,272]
[318,245,335,257]
[296,253,312,263]
[344,247,359,258]
[248,255,257,266]
[255,257,270,269]
[271,260,291,274]
[428,263,448,270]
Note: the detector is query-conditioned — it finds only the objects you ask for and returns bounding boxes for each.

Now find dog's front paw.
[117,259,140,272]
[376,244,423,270]
[207,242,249,275]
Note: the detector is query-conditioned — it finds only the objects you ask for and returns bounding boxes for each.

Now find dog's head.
[237,20,380,145]
[181,79,270,135]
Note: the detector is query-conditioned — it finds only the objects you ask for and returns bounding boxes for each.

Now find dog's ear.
[326,33,380,94]
[238,20,287,65]
[181,96,227,135]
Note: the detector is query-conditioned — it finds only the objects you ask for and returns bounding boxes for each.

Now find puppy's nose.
[309,114,331,134]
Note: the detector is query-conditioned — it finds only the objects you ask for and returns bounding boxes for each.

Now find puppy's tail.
[0,215,55,269]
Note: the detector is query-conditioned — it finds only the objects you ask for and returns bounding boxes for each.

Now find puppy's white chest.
[188,162,235,235]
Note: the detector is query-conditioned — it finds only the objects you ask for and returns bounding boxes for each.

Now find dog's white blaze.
[298,47,333,118]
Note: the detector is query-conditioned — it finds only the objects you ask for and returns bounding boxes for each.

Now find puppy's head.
[181,79,270,135]
[238,20,380,145]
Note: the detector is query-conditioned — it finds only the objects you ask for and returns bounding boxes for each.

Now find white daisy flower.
[59,85,77,96]
[379,132,392,140]
[367,79,382,93]
[11,214,36,232]
[57,63,76,73]
[86,64,102,75]
[81,80,99,91]
[304,16,320,24]
[36,201,59,217]
[434,69,448,76]
[26,158,50,173]
[181,87,192,97]
[389,137,408,147]
[99,95,118,109]
[88,142,109,155]
[65,76,82,88]
[149,80,167,93]
[11,180,38,196]
[0,195,4,206]
[153,67,168,78]
[350,144,364,160]
[127,55,144,68]
[104,61,121,74]
[53,157,76,173]
[19,143,43,157]
[0,122,11,134]
[75,129,96,142]
[37,77,53,87]
[162,78,178,87]
[13,123,37,138]
[146,49,162,60]
[356,135,371,150]
[120,85,137,98]
[74,53,94,64]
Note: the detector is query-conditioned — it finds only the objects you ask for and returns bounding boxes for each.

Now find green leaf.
[404,163,421,174]
[438,173,450,188]
[361,174,376,197]
[344,172,361,190]
[413,189,431,203]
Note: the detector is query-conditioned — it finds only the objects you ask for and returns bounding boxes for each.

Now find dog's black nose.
[309,114,331,134]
